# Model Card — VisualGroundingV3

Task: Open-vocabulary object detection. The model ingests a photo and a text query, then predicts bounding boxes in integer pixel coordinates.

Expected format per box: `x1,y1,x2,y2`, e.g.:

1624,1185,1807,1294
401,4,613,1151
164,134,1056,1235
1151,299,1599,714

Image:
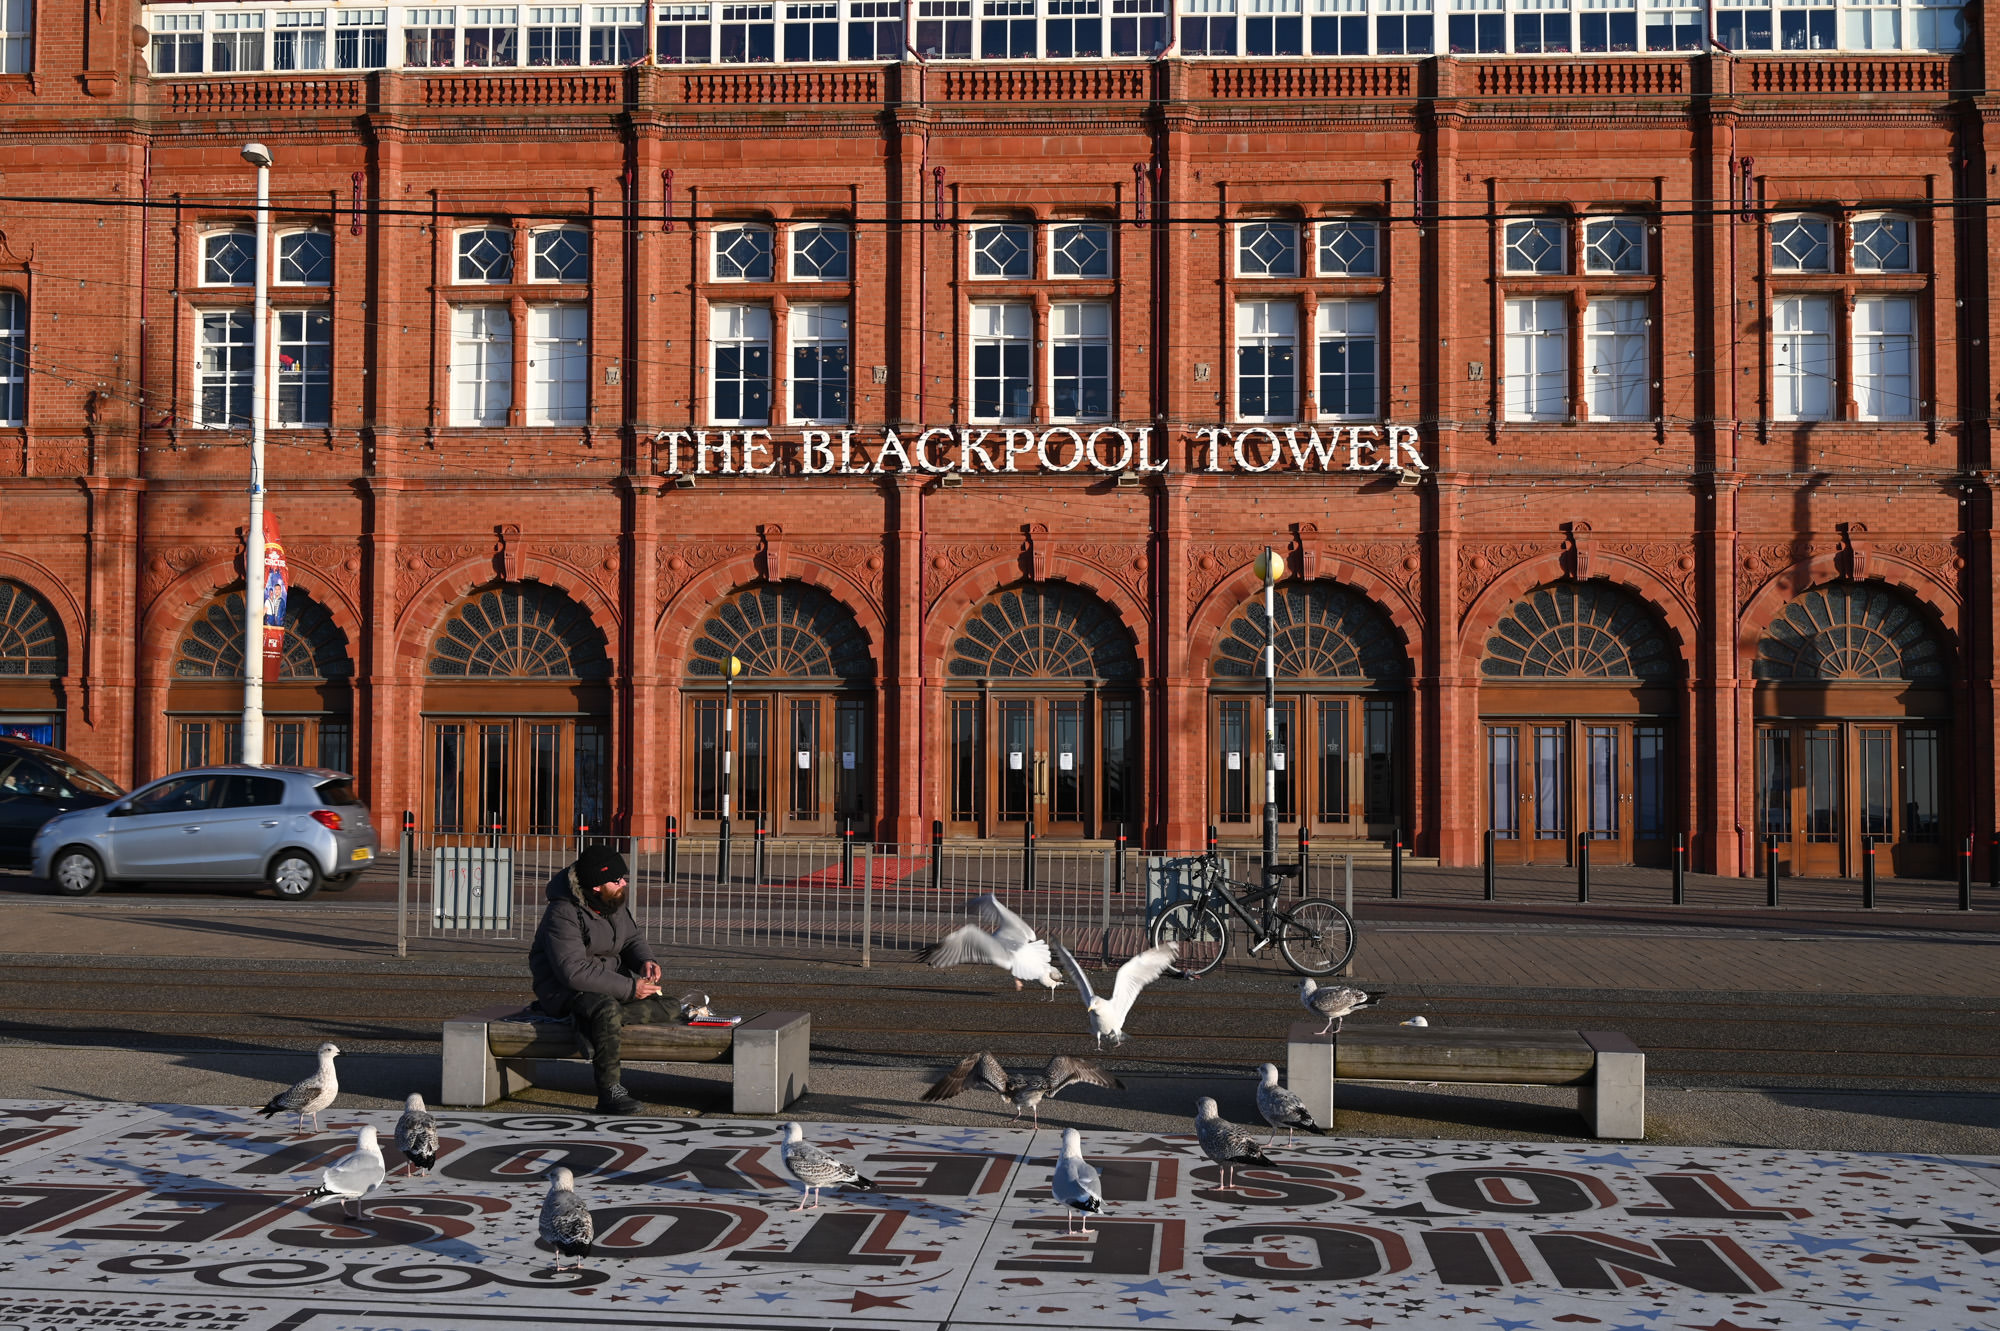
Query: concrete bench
1287,1023,1644,1140
442,1004,811,1116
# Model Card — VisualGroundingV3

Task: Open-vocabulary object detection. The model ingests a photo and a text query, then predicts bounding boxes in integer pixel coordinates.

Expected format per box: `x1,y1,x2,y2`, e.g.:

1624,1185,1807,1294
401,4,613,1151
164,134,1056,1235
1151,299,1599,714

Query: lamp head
240,142,274,169
1253,549,1287,584
727,655,743,679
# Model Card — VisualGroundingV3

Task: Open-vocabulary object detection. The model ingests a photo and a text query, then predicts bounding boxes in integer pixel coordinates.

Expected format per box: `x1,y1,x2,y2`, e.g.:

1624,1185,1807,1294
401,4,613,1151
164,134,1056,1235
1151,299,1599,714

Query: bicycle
1148,850,1356,978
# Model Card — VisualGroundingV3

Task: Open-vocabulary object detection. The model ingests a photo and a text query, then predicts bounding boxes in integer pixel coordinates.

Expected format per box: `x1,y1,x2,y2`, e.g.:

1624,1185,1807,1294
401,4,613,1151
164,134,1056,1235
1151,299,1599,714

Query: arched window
1213,582,1407,683
711,223,775,282
456,226,516,284
429,582,610,678
531,225,591,282
1770,214,1834,273
949,582,1140,680
201,228,257,286
688,583,872,682
276,229,334,286
1753,582,1948,682
0,581,63,677
1851,213,1915,274
0,290,24,426
173,589,351,679
1482,581,1674,681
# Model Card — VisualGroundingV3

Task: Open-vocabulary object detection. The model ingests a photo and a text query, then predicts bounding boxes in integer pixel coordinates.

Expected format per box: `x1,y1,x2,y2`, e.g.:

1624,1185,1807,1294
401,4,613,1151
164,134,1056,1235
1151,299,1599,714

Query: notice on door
796,750,811,769
841,752,856,769
1226,752,1240,770
1058,752,1073,771
1010,752,1024,770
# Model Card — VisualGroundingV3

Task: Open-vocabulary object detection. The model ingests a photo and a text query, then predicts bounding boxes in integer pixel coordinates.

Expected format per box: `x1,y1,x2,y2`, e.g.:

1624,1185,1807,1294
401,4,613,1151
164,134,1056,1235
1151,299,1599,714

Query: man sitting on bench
528,845,678,1116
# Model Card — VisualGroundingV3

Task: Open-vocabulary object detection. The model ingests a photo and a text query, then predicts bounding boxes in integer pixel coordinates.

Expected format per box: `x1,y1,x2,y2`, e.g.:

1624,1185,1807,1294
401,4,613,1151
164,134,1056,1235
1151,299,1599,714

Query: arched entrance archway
168,588,353,773
681,581,875,836
0,580,66,744
423,582,611,837
1752,581,1953,878
1480,580,1677,867
1207,580,1409,843
945,581,1141,839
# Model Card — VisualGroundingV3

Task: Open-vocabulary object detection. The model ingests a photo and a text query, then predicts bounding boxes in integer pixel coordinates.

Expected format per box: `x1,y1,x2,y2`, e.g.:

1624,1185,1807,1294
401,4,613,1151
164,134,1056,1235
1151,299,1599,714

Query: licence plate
350,848,372,861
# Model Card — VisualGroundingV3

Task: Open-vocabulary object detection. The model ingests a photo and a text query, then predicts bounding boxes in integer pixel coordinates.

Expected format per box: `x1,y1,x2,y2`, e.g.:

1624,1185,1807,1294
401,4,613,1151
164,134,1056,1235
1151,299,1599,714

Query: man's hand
642,961,662,983
633,975,662,1000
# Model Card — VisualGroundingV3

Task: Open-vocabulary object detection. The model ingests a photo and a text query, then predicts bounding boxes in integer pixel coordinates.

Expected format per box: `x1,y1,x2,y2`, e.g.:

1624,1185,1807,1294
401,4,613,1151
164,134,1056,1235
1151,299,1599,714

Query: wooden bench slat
487,1020,735,1063
1331,1027,1595,1086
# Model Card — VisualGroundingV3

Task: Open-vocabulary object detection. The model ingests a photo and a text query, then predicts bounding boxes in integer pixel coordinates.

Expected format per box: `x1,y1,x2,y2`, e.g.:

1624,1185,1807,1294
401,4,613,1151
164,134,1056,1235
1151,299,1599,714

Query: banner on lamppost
261,512,288,680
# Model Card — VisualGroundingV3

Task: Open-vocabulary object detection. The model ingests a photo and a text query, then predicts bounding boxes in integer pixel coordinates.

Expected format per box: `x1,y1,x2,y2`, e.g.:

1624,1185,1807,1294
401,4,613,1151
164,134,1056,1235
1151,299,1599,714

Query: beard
591,881,628,910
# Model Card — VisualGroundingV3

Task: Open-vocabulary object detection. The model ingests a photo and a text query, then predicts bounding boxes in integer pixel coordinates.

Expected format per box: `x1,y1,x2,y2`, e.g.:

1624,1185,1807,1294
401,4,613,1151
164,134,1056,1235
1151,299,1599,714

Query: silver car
30,766,378,900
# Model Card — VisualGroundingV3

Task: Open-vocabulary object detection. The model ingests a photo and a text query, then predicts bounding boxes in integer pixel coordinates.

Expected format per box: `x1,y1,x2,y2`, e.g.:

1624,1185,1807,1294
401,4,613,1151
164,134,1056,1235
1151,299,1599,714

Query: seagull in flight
1300,979,1384,1036
1254,1063,1326,1146
302,1123,386,1218
920,894,1064,997
1051,1127,1106,1236
259,1042,341,1132
921,1051,1124,1127
1051,940,1177,1049
1195,1096,1275,1193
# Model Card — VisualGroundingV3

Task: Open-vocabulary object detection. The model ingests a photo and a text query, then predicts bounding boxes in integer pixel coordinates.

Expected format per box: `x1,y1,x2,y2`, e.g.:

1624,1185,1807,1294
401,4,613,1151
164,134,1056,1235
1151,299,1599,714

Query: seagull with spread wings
921,1051,1124,1127
919,893,1064,997
1051,939,1177,1050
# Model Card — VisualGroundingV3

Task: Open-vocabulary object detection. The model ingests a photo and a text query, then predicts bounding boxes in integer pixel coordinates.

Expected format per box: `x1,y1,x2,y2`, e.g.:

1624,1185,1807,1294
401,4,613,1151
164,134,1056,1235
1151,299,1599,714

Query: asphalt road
3,948,1996,1097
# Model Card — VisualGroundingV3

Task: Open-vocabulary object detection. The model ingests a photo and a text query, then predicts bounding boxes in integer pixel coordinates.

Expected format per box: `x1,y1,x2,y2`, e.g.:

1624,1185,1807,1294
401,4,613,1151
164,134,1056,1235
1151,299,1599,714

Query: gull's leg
1317,1014,1335,1036
1334,1016,1346,1035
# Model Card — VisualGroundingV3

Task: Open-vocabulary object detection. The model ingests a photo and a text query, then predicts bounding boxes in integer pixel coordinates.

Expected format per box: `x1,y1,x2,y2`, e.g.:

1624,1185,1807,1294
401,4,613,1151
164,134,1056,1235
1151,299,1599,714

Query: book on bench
686,1016,744,1028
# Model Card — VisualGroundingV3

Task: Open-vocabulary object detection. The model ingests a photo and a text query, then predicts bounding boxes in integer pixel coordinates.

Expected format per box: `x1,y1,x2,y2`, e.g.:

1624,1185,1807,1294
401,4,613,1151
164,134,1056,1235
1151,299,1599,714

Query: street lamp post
1254,548,1286,877
240,141,274,766
720,654,742,879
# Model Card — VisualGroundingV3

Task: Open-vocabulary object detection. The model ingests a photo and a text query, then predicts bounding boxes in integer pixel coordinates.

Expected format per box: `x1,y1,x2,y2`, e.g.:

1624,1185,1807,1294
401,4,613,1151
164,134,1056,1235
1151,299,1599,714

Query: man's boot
595,1083,642,1115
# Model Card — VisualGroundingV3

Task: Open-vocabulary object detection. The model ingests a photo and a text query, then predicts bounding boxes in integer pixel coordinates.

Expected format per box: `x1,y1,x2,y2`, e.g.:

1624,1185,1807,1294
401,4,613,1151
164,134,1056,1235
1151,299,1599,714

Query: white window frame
711,223,776,282
1503,297,1569,422
1851,212,1915,274
1771,214,1834,274
788,303,851,425
1502,218,1567,275
589,4,646,62
273,9,330,70
526,303,588,425
195,309,254,429
1235,220,1300,279
1852,295,1918,421
450,305,514,427
709,302,773,426
1315,298,1378,420
210,9,267,71
788,223,852,282
969,223,1034,281
1049,222,1113,280
527,4,585,63
530,224,592,282
335,8,391,68
201,229,257,288
1234,298,1298,423
1583,297,1649,422
275,229,334,287
1772,294,1834,422
1049,300,1112,422
274,308,333,428
460,6,520,65
1582,216,1647,275
0,289,25,427
151,11,205,74
456,226,516,284
1315,218,1379,277
2,0,35,73
1910,0,1966,51
969,302,1033,422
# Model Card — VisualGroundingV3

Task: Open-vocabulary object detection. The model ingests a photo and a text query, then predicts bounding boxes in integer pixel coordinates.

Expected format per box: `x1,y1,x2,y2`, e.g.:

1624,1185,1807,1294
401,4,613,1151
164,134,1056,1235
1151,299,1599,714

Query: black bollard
1484,828,1496,901
1960,834,1973,911
1990,832,2000,894
753,811,767,885
665,814,679,887
1577,837,1591,903
1207,823,1219,855
1024,817,1037,893
1765,833,1779,907
1861,834,1875,909
1672,834,1686,906
1390,824,1403,899
930,818,945,894
1116,822,1128,895
717,815,732,890
1298,823,1312,898
840,815,853,887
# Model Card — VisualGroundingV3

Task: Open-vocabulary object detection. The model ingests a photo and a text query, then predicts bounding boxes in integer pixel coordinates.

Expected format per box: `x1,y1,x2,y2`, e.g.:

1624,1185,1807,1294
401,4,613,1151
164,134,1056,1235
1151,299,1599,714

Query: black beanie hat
574,844,629,892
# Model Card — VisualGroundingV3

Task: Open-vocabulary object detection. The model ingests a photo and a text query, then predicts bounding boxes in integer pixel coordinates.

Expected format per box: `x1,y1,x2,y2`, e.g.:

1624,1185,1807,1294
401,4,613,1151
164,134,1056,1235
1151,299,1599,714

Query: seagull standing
394,1093,438,1177
922,1051,1124,1127
259,1042,341,1132
777,1122,876,1211
919,894,1064,997
301,1124,386,1218
1051,940,1178,1049
1195,1096,1274,1194
1050,1127,1106,1236
679,992,713,1021
1300,979,1384,1036
1254,1063,1326,1146
539,1166,595,1272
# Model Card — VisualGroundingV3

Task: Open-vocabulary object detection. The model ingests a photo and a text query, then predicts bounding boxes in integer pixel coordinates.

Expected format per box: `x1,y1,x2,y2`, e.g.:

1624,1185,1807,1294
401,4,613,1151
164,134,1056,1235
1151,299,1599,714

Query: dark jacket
529,868,659,1013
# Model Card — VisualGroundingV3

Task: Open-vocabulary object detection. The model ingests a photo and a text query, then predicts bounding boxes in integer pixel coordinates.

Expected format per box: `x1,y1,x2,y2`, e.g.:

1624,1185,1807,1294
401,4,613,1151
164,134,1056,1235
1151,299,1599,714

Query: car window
0,758,64,798
315,779,363,807
223,775,287,809
50,756,122,799
126,775,226,815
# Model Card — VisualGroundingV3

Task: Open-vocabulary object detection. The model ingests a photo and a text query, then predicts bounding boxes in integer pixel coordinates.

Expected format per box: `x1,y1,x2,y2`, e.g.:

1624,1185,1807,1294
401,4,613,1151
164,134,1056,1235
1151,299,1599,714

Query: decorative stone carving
30,442,89,477
1875,539,1964,600
1185,542,1270,616
1597,539,1700,611
285,543,365,601
533,541,622,605
655,540,757,612
1456,541,1556,620
790,541,889,610
926,541,1018,609
140,544,235,609
1321,540,1427,623
1736,540,1837,609
1058,541,1149,610
395,542,491,604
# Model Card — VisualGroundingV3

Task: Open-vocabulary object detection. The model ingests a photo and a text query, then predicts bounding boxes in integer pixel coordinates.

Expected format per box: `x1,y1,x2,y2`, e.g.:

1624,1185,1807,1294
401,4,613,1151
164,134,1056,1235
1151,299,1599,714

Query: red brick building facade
0,0,1992,876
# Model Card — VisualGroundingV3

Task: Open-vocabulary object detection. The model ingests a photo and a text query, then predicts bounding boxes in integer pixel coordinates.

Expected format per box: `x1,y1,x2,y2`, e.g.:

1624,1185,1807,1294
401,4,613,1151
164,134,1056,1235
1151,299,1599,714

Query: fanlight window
1213,582,1407,683
688,582,873,682
0,581,64,677
174,590,351,679
429,583,610,678
949,582,1139,680
1482,581,1675,681
1753,583,1948,682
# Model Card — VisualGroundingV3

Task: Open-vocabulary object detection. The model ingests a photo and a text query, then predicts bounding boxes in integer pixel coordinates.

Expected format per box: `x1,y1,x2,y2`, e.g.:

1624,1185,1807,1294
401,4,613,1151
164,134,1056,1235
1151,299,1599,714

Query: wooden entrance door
426,715,608,838
995,695,1090,838
1209,693,1401,842
682,692,868,836
948,691,1137,839
1486,718,1672,867
1758,721,1947,878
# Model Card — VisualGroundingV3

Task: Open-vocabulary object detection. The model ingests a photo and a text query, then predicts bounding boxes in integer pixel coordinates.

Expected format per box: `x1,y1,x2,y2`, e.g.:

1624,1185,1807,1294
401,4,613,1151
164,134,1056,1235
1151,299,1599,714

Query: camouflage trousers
561,990,683,1091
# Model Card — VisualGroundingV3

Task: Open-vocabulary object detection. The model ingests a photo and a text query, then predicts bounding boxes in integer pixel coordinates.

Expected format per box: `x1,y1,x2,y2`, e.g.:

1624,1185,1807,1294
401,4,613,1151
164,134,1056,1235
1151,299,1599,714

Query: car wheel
270,851,323,901
51,847,107,898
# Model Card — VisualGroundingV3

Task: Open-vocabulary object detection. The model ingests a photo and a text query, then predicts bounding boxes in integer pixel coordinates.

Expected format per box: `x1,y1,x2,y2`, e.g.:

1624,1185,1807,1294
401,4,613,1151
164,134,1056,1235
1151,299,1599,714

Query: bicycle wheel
1277,899,1355,976
1151,902,1229,977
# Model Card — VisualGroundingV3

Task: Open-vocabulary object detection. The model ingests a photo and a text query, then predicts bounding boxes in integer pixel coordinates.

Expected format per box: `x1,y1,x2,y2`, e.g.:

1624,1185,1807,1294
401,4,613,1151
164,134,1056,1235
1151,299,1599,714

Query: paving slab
1,1099,1996,1331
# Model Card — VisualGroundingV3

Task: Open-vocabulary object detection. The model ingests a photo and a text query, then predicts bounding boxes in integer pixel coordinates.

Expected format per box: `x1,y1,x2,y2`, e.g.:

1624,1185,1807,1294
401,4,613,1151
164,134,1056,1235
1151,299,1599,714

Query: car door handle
183,827,201,834
261,820,279,828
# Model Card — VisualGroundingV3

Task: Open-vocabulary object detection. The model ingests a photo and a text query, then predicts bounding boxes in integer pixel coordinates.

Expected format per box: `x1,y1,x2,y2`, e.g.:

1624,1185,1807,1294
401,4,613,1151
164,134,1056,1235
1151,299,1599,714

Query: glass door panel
1317,699,1350,827
574,722,607,834
1216,699,1250,825
1487,724,1519,841
1362,698,1397,831
1101,699,1137,834
477,723,511,833
432,723,466,833
1583,724,1630,862
1633,723,1670,865
1530,724,1569,861
691,698,724,820
999,700,1033,822
526,722,562,835
1858,727,1892,842
1895,725,1946,877
789,699,821,824
950,697,982,828
1046,699,1088,834
1269,699,1295,824
1797,726,1842,875
834,698,868,827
